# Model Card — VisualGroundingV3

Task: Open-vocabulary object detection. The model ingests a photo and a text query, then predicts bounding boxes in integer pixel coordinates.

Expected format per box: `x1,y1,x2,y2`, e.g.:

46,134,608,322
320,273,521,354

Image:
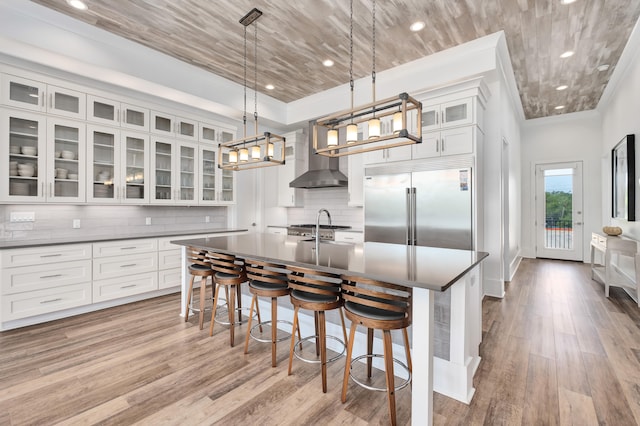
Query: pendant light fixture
313,0,422,158
219,8,285,171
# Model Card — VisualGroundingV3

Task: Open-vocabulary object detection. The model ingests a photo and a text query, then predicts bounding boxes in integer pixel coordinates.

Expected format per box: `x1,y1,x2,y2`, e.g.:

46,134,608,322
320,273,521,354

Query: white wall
520,112,603,261
600,22,640,239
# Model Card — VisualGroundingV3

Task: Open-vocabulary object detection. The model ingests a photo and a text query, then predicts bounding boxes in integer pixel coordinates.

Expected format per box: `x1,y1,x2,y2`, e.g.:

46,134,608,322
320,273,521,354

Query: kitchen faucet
315,209,331,243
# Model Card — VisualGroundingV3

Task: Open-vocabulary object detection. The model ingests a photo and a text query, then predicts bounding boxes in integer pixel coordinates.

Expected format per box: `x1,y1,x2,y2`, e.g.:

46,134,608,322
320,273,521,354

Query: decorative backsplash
286,187,363,229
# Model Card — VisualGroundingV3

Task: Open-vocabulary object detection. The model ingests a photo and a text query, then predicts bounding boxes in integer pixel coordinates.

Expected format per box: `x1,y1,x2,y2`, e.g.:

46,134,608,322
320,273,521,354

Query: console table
590,232,640,306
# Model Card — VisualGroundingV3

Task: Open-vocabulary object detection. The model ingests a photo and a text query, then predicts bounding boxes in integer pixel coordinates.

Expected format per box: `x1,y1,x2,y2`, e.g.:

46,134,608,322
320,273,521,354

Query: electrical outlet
205,216,210,223
73,219,81,229
10,212,35,222
145,217,152,225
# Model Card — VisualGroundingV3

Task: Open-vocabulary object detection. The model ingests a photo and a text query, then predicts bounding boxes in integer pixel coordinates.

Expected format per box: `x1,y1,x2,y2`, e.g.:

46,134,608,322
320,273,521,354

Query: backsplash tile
287,187,363,229
0,205,228,242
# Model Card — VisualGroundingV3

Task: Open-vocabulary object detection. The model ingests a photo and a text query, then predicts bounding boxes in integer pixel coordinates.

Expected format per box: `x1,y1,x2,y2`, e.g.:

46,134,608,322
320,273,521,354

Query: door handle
575,222,583,225
411,187,417,245
406,188,412,245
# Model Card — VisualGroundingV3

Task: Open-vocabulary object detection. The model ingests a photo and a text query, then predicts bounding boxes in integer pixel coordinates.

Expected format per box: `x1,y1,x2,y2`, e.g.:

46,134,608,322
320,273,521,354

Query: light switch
205,216,210,223
73,219,81,229
145,217,152,225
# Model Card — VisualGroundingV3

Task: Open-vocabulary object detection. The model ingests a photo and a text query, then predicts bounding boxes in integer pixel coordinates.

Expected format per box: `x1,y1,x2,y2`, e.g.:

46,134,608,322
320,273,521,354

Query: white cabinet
1,74,86,120
0,243,92,322
422,97,474,132
413,126,474,160
362,119,412,165
87,95,149,131
87,125,150,204
348,153,364,207
198,122,234,144
157,236,186,290
1,110,47,202
266,226,287,235
200,145,235,205
150,110,198,141
47,118,86,202
278,131,304,207
334,231,364,243
151,137,198,204
92,238,158,302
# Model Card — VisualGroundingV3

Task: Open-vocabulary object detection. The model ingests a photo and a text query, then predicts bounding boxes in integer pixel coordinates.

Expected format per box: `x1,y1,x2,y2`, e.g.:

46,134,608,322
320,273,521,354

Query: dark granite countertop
0,228,248,250
171,233,488,292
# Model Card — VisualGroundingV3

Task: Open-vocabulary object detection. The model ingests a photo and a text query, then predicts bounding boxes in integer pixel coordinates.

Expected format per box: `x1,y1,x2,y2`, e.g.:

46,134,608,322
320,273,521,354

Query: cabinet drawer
2,259,91,295
159,249,182,269
334,232,364,243
159,268,182,289
93,239,157,257
93,252,157,280
2,282,91,321
1,243,91,268
93,271,158,302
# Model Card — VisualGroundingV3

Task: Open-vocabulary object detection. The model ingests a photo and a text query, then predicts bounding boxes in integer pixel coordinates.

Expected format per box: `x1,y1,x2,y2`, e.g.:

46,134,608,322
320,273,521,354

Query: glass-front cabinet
46,119,86,202
87,95,148,131
199,145,217,204
1,110,46,202
1,74,85,120
87,126,149,203
151,138,197,204
422,97,473,132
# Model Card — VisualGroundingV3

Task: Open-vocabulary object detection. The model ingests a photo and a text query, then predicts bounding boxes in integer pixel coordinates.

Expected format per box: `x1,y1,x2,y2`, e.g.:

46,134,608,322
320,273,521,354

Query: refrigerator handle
411,187,417,245
406,188,412,245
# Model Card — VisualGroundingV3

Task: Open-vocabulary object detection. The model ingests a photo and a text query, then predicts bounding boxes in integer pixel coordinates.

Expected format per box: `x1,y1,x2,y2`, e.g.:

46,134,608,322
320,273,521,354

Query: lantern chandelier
313,0,422,158
219,8,285,171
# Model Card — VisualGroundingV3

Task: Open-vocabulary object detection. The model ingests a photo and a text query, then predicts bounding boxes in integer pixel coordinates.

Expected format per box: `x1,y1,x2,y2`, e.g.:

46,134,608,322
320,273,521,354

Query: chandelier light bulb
392,112,403,133
327,129,339,146
251,145,261,160
368,118,381,138
239,147,249,162
229,150,238,164
346,124,358,144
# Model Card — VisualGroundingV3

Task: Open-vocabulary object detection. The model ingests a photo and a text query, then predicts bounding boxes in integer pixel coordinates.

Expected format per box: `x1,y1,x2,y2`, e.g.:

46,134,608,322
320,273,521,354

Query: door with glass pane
177,142,197,204
121,131,149,203
151,138,175,203
87,125,119,203
535,162,584,261
1,111,46,202
199,145,217,204
48,85,86,120
47,119,85,202
1,75,46,113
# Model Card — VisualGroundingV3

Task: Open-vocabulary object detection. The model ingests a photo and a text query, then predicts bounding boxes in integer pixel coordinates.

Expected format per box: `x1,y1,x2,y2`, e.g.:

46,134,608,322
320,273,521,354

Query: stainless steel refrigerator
364,168,472,250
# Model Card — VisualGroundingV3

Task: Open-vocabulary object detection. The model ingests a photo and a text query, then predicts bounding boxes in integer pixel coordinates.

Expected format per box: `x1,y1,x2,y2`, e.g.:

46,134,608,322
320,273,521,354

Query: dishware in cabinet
1,110,46,202
87,125,150,203
87,95,149,131
46,118,86,202
1,74,86,120
150,138,197,204
199,145,218,204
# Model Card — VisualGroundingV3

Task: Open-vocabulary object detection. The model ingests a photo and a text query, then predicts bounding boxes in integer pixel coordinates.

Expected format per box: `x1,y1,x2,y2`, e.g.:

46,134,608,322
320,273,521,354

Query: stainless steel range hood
289,121,348,189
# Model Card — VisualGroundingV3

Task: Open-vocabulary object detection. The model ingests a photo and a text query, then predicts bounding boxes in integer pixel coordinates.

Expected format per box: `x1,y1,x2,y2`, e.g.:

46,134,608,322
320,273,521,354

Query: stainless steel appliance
287,224,351,241
364,167,472,250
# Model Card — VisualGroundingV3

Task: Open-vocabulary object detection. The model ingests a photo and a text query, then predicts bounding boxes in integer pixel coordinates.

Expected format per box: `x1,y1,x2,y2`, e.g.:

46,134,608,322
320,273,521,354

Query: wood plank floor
1,258,639,425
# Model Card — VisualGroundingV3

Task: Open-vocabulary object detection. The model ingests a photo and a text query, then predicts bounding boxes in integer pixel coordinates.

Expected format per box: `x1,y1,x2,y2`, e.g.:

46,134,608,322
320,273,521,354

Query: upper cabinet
86,95,149,131
150,110,198,141
421,98,474,132
1,74,86,120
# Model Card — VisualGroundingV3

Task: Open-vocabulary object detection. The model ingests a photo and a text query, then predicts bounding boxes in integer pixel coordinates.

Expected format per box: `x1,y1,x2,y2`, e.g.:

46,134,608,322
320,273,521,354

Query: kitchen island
172,233,488,426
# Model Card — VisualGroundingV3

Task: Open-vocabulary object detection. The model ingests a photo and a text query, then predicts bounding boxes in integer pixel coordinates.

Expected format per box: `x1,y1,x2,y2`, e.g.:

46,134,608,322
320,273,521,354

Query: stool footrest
293,335,346,364
249,320,293,343
349,354,411,392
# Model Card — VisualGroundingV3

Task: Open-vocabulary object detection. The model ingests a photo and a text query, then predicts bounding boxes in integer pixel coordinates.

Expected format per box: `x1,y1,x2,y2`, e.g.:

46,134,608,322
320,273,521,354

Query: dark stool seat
208,252,247,347
340,274,412,426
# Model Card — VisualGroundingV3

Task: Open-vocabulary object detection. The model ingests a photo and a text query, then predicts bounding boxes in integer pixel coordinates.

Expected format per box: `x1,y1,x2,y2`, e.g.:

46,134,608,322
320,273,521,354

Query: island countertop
171,233,488,292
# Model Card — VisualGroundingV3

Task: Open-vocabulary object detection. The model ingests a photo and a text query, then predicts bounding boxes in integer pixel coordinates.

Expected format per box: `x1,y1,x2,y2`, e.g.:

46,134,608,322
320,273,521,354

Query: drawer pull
40,298,62,304
120,263,138,268
40,274,63,279
121,284,137,289
40,254,62,258
120,246,138,250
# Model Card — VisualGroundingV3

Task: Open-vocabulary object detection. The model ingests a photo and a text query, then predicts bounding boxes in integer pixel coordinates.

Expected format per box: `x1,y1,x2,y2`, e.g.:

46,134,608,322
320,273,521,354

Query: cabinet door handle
441,111,444,124
41,182,45,197
120,246,138,250
40,253,62,258
116,109,120,123
49,183,53,198
49,93,53,109
441,140,445,152
41,93,45,107
121,284,137,289
40,298,62,304
120,263,138,268
40,274,63,279
436,138,439,152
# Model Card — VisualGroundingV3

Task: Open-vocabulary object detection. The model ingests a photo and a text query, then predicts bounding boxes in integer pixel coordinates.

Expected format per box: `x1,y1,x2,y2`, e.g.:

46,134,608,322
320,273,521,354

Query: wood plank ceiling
30,0,640,119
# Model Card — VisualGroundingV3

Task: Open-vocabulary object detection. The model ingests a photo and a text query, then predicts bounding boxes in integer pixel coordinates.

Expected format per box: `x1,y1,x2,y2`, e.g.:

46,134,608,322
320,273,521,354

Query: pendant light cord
242,25,247,139
349,0,354,118
254,20,259,135
371,0,376,107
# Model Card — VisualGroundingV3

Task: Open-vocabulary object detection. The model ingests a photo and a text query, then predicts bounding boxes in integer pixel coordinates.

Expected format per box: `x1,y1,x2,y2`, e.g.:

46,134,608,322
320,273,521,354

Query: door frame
534,160,584,261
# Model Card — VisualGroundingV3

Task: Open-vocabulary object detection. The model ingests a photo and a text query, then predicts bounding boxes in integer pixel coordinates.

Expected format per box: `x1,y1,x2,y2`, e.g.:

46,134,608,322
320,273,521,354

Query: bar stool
243,259,295,367
208,251,247,347
340,274,412,426
287,265,348,393
184,246,214,330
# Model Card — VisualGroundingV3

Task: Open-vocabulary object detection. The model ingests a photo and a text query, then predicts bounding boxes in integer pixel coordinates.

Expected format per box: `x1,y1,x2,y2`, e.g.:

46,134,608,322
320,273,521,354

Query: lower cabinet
93,271,158,303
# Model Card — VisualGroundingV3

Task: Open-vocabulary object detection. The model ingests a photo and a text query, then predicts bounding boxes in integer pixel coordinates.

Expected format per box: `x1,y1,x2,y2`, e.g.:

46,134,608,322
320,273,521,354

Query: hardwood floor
1,258,639,425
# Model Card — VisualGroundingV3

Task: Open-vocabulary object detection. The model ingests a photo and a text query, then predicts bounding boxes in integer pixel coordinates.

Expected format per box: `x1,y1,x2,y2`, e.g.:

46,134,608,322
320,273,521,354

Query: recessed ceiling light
66,0,88,10
560,51,574,58
265,84,274,90
597,64,610,72
554,105,565,110
410,21,426,32
322,59,334,67
560,0,577,4
556,85,568,91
